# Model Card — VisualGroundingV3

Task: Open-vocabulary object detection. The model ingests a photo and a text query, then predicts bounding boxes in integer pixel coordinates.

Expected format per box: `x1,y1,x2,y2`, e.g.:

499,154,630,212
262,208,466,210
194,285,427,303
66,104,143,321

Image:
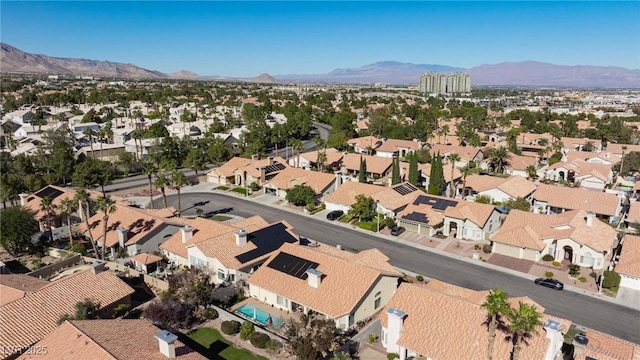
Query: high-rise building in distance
419,72,471,95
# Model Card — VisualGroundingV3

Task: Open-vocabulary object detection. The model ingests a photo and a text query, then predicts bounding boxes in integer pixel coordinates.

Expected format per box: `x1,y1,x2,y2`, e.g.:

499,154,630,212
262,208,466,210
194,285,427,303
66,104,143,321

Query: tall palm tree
316,151,328,173
96,128,105,160
506,302,543,360
95,195,117,260
154,173,169,208
291,139,303,167
460,164,474,198
620,145,628,178
74,189,98,256
83,128,95,159
39,196,57,241
488,146,511,174
448,153,461,198
143,162,157,209
58,197,77,247
481,288,509,360
172,170,187,217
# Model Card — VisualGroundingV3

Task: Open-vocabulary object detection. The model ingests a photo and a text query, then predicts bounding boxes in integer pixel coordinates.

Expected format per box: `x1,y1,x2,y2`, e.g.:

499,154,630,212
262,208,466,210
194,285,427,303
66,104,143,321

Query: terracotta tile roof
465,175,537,199
160,216,269,260
505,154,537,171
549,159,612,181
0,268,134,358
76,204,178,248
491,209,617,252
17,319,206,360
444,200,497,227
21,185,80,222
627,202,640,223
429,144,483,162
605,143,640,156
193,220,299,269
518,133,553,145
418,163,461,182
534,183,620,216
323,181,387,206
267,167,335,194
380,282,567,360
616,234,640,277
342,153,392,175
376,139,424,153
130,253,163,265
575,329,640,360
298,147,344,165
565,151,615,164
397,203,445,226
371,183,422,211
207,156,289,179
346,136,382,150
248,243,400,318
0,275,49,306
561,137,602,149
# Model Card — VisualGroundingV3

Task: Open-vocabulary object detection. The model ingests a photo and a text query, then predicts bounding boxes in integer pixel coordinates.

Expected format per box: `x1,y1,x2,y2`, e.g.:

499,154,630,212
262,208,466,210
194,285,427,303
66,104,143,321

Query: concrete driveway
617,286,640,308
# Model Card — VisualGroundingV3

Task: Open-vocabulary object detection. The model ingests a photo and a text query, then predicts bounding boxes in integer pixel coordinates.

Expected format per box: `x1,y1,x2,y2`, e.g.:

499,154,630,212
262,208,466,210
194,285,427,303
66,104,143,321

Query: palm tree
83,128,95,158
460,164,474,199
448,153,461,198
95,195,117,260
506,302,543,360
96,128,105,160
316,151,328,173
154,173,170,208
620,145,628,178
143,162,157,209
39,196,57,241
172,170,187,217
525,165,538,180
291,139,303,167
488,146,511,174
74,189,98,256
481,288,509,360
58,197,77,247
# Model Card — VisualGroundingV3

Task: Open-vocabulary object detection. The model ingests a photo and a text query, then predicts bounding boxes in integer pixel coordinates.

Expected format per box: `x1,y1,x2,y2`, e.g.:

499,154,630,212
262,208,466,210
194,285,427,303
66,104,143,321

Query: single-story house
206,156,289,187
288,147,344,171
504,154,538,178
615,234,640,291
263,167,336,198
429,144,485,168
346,135,383,154
375,139,425,159
463,174,537,203
544,159,613,190
532,183,622,222
340,153,393,183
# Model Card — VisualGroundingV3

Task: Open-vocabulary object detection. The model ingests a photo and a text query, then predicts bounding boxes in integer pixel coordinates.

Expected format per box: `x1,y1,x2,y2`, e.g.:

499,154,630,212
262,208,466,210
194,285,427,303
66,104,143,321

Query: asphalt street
154,192,640,343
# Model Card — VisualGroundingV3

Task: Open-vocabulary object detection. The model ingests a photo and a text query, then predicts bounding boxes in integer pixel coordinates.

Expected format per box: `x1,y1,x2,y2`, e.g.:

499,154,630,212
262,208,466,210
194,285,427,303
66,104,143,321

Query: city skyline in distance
2,1,639,78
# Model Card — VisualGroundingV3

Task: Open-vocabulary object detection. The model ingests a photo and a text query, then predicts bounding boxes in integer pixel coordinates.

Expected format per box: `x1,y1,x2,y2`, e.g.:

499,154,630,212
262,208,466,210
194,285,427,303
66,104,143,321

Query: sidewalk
122,187,638,310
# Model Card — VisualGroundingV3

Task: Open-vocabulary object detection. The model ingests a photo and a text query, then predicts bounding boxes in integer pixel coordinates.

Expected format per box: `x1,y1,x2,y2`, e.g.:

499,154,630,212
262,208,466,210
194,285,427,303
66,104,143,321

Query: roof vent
235,229,248,246
306,268,323,288
155,330,178,359
573,334,589,357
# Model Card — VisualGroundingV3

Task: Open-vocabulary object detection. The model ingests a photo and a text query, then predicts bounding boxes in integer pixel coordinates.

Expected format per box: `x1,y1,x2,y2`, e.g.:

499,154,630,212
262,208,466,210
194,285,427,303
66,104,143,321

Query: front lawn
232,187,248,195
215,186,229,191
186,327,267,360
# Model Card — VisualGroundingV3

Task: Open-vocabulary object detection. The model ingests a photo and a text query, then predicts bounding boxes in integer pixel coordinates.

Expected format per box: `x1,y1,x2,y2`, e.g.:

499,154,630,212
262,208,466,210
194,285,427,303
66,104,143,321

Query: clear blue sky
2,1,639,76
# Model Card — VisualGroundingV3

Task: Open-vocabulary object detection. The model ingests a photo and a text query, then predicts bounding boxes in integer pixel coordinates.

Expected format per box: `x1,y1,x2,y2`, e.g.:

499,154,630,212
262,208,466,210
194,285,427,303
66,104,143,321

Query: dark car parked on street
534,278,564,290
390,226,405,236
326,210,344,221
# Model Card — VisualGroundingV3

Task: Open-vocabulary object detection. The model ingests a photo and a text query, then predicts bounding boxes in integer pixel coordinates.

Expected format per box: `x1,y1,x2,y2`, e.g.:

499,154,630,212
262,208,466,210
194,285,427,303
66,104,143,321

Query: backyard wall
29,254,83,279
81,256,169,291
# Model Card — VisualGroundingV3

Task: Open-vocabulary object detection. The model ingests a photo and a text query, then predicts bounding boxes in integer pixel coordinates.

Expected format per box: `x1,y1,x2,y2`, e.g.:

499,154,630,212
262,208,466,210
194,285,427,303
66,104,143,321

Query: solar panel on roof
266,252,319,279
393,183,418,196
34,186,64,201
264,163,286,174
234,223,298,264
402,212,428,223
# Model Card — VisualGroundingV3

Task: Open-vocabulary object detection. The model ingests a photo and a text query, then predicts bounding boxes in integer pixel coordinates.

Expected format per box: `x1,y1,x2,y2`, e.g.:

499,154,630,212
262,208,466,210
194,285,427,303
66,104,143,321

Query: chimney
90,260,106,275
251,154,259,161
155,330,178,359
586,211,595,226
334,171,342,192
117,227,128,248
235,229,248,246
340,165,347,174
543,319,564,360
572,334,589,358
19,193,29,207
336,244,342,250
386,308,407,351
181,225,194,243
260,167,266,184
268,156,274,165
306,268,323,288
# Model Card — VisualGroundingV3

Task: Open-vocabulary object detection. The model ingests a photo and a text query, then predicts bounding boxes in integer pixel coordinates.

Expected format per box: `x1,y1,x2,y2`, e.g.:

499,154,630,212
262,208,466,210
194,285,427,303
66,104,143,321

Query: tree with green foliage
95,195,116,260
167,267,215,308
0,207,40,256
487,146,511,174
391,156,401,185
286,185,316,206
504,197,531,212
143,162,157,209
428,153,445,195
172,170,187,217
284,313,339,360
408,152,419,186
39,196,57,241
72,157,112,195
239,321,256,340
207,136,233,165
154,173,170,208
349,195,375,222
525,165,538,180
448,153,461,198
506,302,543,360
184,147,207,175
481,288,509,360
74,189,98,256
57,298,101,325
58,197,77,246
358,156,367,183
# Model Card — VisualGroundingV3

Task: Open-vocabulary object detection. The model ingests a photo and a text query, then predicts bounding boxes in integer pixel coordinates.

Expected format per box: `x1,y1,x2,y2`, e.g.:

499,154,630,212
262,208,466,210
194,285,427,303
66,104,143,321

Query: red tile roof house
0,263,134,360
615,234,640,292
490,209,617,269
205,155,289,187
287,147,344,171
429,144,485,169
247,242,401,331
76,203,185,259
161,216,300,285
397,194,505,240
322,181,421,218
374,139,426,159
544,159,613,190
17,319,206,360
340,153,393,184
380,281,570,360
532,183,622,223
262,167,337,199
463,174,537,204
346,135,383,154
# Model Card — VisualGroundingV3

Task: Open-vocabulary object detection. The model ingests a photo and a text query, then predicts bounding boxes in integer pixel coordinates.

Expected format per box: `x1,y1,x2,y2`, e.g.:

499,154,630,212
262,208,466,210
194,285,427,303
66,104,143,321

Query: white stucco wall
620,274,640,290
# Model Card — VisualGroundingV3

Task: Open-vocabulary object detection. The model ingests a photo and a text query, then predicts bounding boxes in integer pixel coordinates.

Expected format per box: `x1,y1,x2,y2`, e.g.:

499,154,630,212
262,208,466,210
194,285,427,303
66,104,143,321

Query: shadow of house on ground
178,332,230,360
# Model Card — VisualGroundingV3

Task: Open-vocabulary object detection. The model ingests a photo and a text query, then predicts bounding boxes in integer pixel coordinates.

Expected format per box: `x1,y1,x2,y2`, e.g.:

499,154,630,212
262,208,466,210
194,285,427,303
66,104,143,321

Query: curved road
267,122,332,159
156,192,640,343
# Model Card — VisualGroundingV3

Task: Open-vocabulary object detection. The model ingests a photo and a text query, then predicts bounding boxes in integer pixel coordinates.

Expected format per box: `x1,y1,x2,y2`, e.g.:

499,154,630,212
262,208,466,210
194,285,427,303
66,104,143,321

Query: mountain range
2,43,638,88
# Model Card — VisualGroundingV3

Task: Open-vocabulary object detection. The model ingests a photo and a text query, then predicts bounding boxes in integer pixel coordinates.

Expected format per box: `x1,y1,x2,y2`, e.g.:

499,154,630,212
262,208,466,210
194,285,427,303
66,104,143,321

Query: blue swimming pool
236,304,284,329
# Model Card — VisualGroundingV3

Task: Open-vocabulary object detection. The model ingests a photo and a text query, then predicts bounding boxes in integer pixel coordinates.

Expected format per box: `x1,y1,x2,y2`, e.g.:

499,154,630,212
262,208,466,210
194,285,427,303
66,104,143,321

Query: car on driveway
326,210,344,221
534,278,564,290
390,226,405,236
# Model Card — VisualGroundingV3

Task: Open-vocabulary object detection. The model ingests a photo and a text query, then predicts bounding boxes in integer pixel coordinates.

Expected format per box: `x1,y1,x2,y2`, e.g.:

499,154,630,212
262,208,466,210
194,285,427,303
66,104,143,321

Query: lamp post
376,200,380,233
599,250,607,294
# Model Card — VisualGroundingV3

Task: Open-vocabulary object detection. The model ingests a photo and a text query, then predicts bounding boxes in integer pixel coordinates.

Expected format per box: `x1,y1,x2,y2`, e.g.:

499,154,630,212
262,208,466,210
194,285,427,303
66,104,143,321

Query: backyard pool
236,304,284,329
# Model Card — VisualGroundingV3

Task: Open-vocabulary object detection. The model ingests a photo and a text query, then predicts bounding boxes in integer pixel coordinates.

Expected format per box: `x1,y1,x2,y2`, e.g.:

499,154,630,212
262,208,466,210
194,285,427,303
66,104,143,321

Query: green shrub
545,271,554,278
542,254,554,261
221,320,241,335
569,264,581,277
387,353,400,360
113,304,130,318
368,333,379,343
382,217,396,229
232,187,247,195
474,244,481,250
482,245,492,254
265,339,282,354
416,275,424,282
578,277,587,283
216,186,229,191
552,261,562,267
249,182,261,191
602,270,621,289
249,332,270,348
239,321,255,340
590,271,598,279
203,307,218,320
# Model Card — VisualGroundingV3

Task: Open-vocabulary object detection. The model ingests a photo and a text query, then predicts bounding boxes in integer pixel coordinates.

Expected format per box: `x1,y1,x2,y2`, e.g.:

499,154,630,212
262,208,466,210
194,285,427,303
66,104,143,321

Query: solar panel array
266,252,319,279
264,163,286,174
393,183,418,196
34,186,64,201
234,223,298,264
413,195,458,211
401,212,428,223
